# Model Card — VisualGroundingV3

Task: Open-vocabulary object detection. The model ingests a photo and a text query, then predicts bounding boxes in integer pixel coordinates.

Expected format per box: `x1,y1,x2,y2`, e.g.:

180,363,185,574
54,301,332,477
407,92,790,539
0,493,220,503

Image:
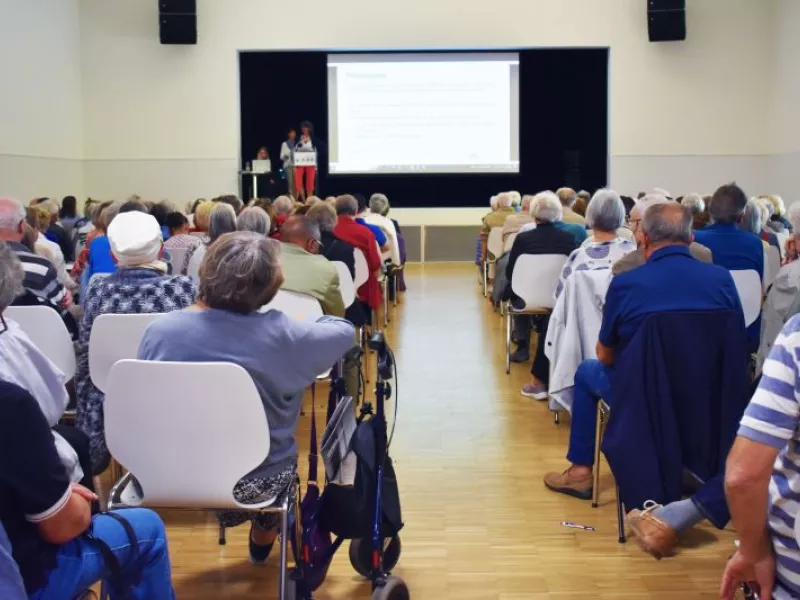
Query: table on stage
239,170,276,203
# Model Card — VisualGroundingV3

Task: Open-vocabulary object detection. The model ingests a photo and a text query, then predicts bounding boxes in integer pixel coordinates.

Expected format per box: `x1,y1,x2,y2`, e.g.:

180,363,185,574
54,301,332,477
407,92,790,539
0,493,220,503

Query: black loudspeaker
159,0,196,45
648,0,686,42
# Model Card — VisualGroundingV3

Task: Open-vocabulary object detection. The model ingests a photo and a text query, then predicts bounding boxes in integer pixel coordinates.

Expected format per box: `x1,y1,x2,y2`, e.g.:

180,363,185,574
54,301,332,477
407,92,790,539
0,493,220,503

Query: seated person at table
334,195,384,312
163,211,202,251
138,232,354,564
506,192,578,383
280,216,345,317
694,183,764,349
0,379,176,599
76,212,196,473
553,189,636,300
543,203,741,557
613,194,713,276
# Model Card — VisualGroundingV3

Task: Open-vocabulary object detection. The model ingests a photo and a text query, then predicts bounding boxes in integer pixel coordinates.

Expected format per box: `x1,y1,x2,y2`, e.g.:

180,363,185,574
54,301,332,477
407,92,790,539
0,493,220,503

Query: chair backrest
105,360,270,508
353,249,369,288
765,246,780,289
89,313,165,393
503,232,518,254
510,254,569,310
259,289,324,322
167,247,189,275
729,269,762,327
332,261,356,308
4,306,76,379
486,227,504,259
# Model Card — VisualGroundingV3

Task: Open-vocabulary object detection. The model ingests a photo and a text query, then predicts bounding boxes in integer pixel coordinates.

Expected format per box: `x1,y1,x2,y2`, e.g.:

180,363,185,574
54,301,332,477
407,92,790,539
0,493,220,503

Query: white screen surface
328,53,520,175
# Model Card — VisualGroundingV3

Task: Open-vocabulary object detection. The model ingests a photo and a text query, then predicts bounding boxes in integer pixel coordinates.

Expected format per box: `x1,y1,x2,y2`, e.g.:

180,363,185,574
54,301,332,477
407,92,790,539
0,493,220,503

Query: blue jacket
602,310,750,526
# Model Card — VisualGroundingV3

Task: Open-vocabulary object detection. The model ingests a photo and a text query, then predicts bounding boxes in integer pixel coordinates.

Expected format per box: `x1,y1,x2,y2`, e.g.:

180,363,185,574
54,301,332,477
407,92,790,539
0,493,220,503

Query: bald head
642,203,692,257
281,215,321,253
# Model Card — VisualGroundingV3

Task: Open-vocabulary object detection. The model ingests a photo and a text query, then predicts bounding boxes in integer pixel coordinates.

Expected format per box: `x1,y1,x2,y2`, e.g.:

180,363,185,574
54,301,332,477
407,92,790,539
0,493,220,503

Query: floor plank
157,263,734,598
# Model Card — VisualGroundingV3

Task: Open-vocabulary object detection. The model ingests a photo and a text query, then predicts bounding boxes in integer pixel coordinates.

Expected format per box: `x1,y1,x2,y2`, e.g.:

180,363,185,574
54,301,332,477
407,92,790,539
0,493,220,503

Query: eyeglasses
309,238,324,252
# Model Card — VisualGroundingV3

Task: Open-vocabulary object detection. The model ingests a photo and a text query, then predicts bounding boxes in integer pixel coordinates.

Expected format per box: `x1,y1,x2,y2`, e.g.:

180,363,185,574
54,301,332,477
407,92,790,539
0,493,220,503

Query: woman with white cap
74,211,197,474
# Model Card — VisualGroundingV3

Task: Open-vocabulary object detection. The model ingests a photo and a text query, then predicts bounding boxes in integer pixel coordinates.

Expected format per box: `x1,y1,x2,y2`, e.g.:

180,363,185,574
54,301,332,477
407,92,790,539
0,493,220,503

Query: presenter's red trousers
294,166,316,198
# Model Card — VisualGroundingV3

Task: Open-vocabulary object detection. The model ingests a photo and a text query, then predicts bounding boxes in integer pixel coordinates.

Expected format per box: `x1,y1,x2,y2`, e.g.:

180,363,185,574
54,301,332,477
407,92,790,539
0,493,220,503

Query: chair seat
507,305,552,316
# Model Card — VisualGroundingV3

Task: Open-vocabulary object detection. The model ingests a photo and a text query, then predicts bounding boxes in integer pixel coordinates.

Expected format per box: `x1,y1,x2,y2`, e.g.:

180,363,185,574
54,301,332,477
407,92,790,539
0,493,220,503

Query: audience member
184,203,237,280
0,198,71,310
740,200,773,259
271,195,294,238
217,194,244,216
280,216,345,317
138,231,354,563
681,193,708,230
502,194,534,245
753,198,781,252
334,195,384,311
164,212,202,251
613,194,713,276
36,199,74,262
543,204,741,558
557,188,586,225
554,190,636,300
236,206,271,235
192,199,214,238
620,195,636,218
506,192,579,394
58,195,80,234
364,193,401,265
764,195,791,233
695,183,764,348
27,204,77,294
354,193,390,253
783,202,800,265
76,212,196,472
71,200,112,279
480,192,516,257
723,315,800,599
83,201,124,287
149,201,172,241
307,202,355,279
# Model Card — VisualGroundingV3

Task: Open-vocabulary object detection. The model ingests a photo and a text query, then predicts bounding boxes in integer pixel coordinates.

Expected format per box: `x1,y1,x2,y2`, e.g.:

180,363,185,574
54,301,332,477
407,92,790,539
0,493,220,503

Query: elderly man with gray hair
612,194,713,276
506,192,579,379
138,231,354,564
363,193,401,265
543,203,742,559
556,187,586,226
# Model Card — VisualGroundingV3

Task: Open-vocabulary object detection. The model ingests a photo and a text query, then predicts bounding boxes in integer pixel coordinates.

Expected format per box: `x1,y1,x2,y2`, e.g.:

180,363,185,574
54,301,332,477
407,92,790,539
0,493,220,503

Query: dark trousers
513,313,551,385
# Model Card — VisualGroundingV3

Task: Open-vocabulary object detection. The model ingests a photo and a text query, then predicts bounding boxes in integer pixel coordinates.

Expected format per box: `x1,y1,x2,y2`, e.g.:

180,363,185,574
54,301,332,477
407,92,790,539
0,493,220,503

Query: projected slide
328,53,520,175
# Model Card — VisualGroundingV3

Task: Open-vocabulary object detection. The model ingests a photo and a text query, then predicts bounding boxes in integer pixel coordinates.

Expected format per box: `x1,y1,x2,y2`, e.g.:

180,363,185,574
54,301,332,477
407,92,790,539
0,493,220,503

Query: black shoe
249,524,275,565
509,348,530,363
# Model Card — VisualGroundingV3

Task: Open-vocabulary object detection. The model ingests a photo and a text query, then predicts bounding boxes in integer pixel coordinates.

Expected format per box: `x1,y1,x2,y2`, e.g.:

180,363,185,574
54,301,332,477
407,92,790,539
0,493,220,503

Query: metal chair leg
278,494,289,599
483,262,488,297
505,310,512,374
553,410,560,425
592,402,604,508
218,524,226,545
616,485,626,543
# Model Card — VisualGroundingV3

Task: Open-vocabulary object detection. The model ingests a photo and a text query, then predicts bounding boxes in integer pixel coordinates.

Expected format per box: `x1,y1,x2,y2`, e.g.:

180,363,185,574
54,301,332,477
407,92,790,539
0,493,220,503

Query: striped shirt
738,314,800,599
7,242,66,306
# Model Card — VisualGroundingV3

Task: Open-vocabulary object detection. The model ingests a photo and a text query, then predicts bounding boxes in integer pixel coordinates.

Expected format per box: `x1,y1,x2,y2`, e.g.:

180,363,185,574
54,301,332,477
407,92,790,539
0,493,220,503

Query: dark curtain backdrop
239,49,608,208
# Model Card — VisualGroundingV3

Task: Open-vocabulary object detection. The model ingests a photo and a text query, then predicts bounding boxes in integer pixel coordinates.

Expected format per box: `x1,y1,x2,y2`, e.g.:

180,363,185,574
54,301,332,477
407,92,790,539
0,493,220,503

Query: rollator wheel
349,536,402,578
372,575,410,600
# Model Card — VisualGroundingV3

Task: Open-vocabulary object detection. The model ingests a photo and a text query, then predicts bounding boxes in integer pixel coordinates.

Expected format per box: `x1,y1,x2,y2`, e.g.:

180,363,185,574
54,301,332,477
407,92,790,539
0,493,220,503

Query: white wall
0,0,84,201
75,0,779,218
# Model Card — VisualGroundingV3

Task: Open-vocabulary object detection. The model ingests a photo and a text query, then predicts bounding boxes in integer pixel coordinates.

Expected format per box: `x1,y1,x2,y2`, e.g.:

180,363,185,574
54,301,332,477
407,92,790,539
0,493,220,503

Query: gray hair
530,191,563,223
336,195,358,216
495,193,512,209
236,206,270,235
0,242,24,311
369,193,391,216
756,198,774,228
273,195,294,217
631,193,669,221
586,189,625,232
788,202,800,235
208,203,238,243
643,203,692,245
199,231,283,314
103,201,124,229
739,200,763,235
307,202,337,232
680,193,705,215
709,183,748,224
0,198,27,230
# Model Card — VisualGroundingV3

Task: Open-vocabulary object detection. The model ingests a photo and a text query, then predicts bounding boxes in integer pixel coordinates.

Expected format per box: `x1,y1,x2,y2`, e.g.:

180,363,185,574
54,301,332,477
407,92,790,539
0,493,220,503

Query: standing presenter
294,121,318,201
279,127,297,196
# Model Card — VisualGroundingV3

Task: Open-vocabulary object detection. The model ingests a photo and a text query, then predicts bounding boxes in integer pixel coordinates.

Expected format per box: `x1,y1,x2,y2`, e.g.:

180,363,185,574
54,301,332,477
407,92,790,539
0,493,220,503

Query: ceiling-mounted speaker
648,0,686,42
159,0,197,45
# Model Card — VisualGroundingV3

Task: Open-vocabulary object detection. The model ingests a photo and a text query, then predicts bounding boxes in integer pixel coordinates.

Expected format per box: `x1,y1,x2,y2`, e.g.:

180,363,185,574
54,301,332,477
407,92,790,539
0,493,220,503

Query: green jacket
279,243,345,317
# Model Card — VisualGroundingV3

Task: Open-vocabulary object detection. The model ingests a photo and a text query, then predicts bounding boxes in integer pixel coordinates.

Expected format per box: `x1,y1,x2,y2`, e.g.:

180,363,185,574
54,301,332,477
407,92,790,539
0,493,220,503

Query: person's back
694,223,763,275
280,243,344,317
87,234,116,275
321,230,355,278
139,307,353,478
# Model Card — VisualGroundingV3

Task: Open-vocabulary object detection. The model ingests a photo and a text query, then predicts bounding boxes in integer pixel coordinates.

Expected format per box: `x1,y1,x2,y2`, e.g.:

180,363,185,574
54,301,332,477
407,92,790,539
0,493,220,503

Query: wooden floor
158,263,735,599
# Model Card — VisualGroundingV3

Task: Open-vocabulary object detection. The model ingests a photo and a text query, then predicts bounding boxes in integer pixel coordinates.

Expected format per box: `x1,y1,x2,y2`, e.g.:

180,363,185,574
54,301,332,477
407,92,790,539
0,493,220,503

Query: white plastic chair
503,232,518,254
88,313,165,393
730,269,762,327
353,249,369,288
104,360,294,600
4,306,76,379
166,246,189,275
765,246,780,290
333,261,356,308
483,227,504,297
504,254,569,374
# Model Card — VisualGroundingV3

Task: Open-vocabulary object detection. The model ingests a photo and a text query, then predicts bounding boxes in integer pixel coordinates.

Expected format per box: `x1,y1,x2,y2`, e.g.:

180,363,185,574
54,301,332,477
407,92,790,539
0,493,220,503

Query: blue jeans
30,508,175,600
567,359,613,467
